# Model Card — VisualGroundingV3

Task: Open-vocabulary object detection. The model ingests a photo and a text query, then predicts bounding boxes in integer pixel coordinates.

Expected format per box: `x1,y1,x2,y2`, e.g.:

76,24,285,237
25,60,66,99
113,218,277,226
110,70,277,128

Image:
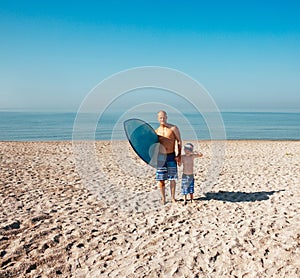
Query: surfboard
123,118,160,168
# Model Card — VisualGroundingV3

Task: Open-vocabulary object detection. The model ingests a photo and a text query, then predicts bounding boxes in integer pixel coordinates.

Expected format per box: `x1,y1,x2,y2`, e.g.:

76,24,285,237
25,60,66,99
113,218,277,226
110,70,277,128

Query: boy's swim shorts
181,174,194,195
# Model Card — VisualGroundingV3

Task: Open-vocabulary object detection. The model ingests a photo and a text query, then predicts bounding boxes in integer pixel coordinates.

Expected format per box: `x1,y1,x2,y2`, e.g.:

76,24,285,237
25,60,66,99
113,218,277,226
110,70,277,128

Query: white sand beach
0,140,299,277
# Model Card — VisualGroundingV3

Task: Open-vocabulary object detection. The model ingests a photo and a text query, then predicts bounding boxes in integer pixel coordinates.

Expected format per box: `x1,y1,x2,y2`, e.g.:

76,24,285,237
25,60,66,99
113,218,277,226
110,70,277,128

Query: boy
180,143,203,205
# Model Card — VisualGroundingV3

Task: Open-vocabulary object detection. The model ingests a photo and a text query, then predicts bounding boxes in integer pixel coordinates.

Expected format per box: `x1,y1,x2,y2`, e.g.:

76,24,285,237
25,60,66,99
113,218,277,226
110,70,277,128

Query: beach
0,140,299,277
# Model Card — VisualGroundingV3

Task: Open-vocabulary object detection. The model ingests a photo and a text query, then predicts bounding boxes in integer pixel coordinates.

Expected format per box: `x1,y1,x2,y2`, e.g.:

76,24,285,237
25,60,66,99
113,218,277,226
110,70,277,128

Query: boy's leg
190,193,194,202
190,176,194,203
159,180,166,204
184,194,187,205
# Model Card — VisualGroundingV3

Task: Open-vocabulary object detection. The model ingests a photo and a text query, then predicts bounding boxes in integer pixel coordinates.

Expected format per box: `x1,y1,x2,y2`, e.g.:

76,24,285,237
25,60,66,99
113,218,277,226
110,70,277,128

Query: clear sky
1,0,300,112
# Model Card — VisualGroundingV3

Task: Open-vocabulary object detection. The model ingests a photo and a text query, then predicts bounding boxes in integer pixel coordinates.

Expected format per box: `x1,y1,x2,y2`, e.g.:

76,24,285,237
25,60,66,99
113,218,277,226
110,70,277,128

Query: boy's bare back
181,152,203,175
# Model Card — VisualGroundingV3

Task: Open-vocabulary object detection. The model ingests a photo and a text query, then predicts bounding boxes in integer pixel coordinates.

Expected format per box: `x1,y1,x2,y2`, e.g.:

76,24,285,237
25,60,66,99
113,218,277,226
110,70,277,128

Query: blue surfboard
123,118,160,168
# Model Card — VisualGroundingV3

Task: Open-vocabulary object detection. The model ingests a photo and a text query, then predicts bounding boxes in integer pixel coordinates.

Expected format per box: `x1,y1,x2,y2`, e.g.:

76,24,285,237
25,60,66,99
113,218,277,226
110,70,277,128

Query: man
155,110,182,204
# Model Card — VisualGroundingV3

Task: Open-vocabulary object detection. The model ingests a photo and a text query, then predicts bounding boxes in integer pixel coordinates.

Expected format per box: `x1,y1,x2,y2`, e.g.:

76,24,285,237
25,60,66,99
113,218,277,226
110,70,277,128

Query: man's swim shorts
155,152,178,181
181,174,194,195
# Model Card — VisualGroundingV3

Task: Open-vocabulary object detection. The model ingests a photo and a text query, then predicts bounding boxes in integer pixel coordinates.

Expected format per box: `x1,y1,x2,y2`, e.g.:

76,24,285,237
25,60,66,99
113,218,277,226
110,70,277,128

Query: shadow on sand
196,190,285,203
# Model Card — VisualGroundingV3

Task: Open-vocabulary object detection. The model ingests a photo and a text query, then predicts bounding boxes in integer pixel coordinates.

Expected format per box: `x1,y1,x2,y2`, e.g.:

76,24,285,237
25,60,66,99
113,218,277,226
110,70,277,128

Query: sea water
0,111,299,141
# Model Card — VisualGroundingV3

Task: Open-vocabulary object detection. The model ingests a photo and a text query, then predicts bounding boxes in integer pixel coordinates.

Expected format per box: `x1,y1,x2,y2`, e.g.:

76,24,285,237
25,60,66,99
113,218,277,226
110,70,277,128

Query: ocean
0,111,299,141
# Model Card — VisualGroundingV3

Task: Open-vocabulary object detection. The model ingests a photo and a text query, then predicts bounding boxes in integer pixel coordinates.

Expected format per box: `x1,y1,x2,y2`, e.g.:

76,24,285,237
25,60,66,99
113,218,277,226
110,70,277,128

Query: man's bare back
156,124,177,154
155,111,181,159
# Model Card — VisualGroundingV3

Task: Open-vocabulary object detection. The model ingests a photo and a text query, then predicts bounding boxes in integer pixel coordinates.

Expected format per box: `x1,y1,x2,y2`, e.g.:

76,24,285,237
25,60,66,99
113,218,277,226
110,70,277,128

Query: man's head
157,110,168,126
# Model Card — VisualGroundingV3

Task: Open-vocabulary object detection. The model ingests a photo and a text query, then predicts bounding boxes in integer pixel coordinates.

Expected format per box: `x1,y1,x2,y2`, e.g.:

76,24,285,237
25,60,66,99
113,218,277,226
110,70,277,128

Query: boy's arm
193,152,203,158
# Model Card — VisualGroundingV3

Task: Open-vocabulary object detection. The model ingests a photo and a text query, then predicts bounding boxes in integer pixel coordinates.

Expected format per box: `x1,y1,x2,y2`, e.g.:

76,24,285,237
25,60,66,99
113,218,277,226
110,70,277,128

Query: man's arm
173,126,182,161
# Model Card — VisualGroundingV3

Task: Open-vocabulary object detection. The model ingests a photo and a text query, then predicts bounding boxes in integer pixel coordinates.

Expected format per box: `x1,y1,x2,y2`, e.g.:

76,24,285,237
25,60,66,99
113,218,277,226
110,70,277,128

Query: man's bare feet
162,198,166,205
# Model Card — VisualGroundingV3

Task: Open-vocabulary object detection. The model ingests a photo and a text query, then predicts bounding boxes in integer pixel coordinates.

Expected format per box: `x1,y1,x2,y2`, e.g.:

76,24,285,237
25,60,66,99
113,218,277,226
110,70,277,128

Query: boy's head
184,143,194,153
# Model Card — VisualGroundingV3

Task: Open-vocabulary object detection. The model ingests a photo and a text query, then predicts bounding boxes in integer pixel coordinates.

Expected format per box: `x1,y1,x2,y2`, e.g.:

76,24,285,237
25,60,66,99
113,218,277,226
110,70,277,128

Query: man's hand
175,155,181,166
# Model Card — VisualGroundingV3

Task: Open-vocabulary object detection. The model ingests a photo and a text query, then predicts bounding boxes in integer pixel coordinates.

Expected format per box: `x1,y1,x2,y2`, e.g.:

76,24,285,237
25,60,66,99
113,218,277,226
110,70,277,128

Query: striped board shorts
181,174,194,195
155,152,178,181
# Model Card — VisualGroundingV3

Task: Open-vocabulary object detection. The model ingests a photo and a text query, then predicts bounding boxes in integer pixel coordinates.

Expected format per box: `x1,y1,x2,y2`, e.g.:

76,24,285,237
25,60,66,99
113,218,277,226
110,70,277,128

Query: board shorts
181,174,194,195
155,152,178,181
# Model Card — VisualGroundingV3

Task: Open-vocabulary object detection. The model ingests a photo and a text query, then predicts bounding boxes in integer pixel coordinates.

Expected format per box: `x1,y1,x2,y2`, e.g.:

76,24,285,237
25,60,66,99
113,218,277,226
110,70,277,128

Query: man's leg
159,180,166,204
170,180,176,203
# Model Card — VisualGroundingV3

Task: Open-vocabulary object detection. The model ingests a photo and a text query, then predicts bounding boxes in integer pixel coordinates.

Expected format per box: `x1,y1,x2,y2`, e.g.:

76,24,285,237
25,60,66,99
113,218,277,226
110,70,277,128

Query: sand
0,140,299,277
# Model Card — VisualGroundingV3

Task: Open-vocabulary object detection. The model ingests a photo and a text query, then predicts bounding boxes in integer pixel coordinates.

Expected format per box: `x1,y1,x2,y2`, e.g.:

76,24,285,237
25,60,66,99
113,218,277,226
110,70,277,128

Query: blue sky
1,0,300,112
